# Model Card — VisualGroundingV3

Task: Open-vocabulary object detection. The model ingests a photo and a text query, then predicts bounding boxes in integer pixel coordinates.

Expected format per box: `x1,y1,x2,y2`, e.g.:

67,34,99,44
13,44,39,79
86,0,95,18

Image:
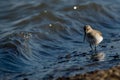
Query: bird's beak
83,31,86,42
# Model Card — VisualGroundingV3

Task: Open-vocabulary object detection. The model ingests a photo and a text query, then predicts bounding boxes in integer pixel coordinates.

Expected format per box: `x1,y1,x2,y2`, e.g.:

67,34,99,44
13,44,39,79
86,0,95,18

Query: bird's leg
90,44,94,51
95,45,97,53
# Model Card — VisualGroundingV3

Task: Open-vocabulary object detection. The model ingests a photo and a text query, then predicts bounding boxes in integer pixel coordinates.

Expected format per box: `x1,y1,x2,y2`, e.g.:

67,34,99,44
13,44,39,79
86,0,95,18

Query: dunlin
83,25,103,52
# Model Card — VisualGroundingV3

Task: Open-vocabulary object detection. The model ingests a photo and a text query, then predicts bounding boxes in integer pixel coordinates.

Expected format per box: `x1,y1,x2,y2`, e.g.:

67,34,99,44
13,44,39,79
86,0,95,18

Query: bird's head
83,25,93,42
84,25,93,33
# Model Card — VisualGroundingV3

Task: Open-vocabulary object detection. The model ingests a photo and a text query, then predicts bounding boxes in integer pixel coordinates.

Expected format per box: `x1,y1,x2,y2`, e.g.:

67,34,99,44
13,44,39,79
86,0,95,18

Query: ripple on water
0,0,120,79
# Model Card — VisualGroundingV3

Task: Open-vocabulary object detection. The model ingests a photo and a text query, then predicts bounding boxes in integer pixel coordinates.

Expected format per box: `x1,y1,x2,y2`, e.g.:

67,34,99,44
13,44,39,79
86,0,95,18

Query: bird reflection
90,51,105,61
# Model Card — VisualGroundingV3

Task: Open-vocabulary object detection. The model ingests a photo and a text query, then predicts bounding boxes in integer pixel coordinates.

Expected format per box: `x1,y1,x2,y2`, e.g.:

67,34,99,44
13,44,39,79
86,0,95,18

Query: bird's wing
94,30,102,36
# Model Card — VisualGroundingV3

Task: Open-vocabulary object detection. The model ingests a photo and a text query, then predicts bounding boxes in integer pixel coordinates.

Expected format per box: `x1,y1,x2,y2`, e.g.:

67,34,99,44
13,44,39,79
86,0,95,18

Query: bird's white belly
87,35,103,45
96,36,103,44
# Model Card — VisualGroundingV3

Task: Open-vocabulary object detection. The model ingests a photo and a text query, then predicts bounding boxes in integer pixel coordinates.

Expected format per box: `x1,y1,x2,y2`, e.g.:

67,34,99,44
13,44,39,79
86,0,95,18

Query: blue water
0,0,120,80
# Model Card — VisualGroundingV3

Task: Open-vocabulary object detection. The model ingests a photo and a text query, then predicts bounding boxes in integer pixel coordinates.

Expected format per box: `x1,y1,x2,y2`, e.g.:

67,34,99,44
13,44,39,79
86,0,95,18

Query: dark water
0,0,120,80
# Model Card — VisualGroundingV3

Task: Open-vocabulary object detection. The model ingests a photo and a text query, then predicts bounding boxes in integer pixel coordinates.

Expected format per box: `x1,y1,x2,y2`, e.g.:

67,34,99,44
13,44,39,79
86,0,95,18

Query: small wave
0,32,33,72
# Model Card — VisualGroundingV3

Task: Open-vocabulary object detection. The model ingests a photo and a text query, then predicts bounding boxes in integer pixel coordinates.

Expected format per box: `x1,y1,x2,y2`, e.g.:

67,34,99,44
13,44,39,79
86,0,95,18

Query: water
0,0,120,80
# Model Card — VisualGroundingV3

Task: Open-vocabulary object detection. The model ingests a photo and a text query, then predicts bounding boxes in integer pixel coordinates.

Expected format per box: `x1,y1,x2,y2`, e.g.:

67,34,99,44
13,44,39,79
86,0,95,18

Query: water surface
0,0,120,80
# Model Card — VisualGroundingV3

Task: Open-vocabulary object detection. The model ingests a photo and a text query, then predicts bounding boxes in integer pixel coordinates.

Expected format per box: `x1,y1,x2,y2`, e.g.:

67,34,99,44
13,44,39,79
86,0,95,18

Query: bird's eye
86,28,89,31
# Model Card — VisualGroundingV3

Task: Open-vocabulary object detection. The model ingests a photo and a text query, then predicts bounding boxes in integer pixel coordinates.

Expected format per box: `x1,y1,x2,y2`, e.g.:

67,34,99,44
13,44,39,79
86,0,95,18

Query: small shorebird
83,25,103,52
